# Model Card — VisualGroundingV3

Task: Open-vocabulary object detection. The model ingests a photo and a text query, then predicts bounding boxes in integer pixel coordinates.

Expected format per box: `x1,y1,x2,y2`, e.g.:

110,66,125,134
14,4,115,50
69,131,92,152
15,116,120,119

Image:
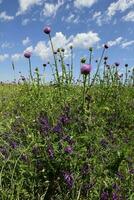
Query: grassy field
0,81,134,200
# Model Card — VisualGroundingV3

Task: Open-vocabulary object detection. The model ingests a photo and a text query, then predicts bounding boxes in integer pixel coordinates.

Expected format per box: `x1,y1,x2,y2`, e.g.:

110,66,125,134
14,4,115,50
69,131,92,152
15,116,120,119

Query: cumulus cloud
0,11,14,22
34,31,100,60
107,0,134,17
22,18,30,26
22,37,31,46
43,0,64,17
122,11,134,22
73,31,100,48
74,0,97,8
16,0,41,16
0,54,9,62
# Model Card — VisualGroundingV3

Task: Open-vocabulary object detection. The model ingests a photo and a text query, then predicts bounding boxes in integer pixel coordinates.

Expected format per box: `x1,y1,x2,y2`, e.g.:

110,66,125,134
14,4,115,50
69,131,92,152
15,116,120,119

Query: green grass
0,83,134,200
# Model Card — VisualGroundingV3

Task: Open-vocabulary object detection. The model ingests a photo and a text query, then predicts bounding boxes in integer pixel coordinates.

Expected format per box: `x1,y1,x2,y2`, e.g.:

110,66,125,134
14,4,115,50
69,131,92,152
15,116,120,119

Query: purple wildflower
64,146,73,154
43,26,51,34
53,122,62,134
115,62,120,67
20,154,28,163
112,192,119,200
47,145,54,159
104,44,109,49
0,147,8,159
9,141,17,149
100,191,109,200
81,163,90,176
100,139,108,148
62,135,75,145
81,64,91,75
38,115,51,135
24,51,31,59
63,171,73,189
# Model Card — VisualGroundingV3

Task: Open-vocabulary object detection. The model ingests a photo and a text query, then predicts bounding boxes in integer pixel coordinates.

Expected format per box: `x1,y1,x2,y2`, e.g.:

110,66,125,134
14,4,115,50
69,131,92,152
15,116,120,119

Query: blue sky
0,0,134,82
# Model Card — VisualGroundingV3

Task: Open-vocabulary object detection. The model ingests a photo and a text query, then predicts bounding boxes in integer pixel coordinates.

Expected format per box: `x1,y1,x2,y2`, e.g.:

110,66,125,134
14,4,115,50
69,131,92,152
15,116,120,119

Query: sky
0,0,134,82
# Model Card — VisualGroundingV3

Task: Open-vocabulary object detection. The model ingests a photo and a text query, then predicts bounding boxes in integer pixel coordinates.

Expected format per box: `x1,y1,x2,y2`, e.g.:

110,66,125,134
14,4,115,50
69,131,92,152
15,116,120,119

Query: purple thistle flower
63,171,73,189
43,26,51,34
47,145,54,159
62,135,75,145
64,146,73,154
24,51,31,59
112,192,119,200
81,64,91,75
104,44,109,49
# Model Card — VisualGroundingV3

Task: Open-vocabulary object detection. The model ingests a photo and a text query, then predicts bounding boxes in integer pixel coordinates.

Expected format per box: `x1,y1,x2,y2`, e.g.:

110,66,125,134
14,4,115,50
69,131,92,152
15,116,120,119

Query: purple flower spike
43,26,51,34
47,145,54,159
63,171,73,189
24,51,31,59
64,146,73,154
100,191,109,200
81,64,91,75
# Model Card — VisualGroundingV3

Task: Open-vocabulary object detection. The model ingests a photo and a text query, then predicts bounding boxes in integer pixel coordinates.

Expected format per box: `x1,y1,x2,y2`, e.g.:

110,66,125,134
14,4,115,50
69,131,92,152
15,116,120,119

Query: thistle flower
100,191,109,200
125,64,128,67
43,63,47,67
104,44,109,49
115,62,120,67
24,51,31,59
81,57,86,64
81,64,91,75
43,26,51,34
104,56,108,61
89,47,93,52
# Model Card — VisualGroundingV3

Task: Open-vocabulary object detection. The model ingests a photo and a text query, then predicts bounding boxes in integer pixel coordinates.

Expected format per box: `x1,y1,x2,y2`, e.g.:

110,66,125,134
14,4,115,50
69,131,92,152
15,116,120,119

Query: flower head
81,64,91,75
104,44,109,49
115,62,120,67
24,51,31,59
64,146,73,154
63,171,73,189
43,26,51,34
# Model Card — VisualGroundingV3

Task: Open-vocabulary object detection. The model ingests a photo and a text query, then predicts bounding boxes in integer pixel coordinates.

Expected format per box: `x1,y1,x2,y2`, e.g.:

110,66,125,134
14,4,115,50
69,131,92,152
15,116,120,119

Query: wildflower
125,64,128,67
81,57,86,64
43,64,47,67
47,145,54,159
81,64,91,75
20,154,28,163
115,62,120,67
64,146,73,154
104,56,108,61
100,191,109,200
89,47,93,52
24,51,31,59
59,114,69,125
104,44,109,49
9,141,17,149
43,26,51,34
63,171,73,188
53,122,62,134
0,147,8,159
81,163,90,176
62,135,75,145
38,114,51,135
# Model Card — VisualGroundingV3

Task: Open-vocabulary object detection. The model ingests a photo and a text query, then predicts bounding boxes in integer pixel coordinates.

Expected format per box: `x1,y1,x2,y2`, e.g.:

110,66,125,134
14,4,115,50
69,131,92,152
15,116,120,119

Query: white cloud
107,0,134,17
0,11,14,22
0,54,9,62
64,14,80,24
43,0,64,17
33,31,100,61
121,40,134,48
92,11,104,26
73,31,100,48
22,18,30,26
107,37,124,47
24,46,34,53
16,0,41,15
11,53,23,62
22,37,31,46
122,11,134,21
1,42,13,49
74,0,97,8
